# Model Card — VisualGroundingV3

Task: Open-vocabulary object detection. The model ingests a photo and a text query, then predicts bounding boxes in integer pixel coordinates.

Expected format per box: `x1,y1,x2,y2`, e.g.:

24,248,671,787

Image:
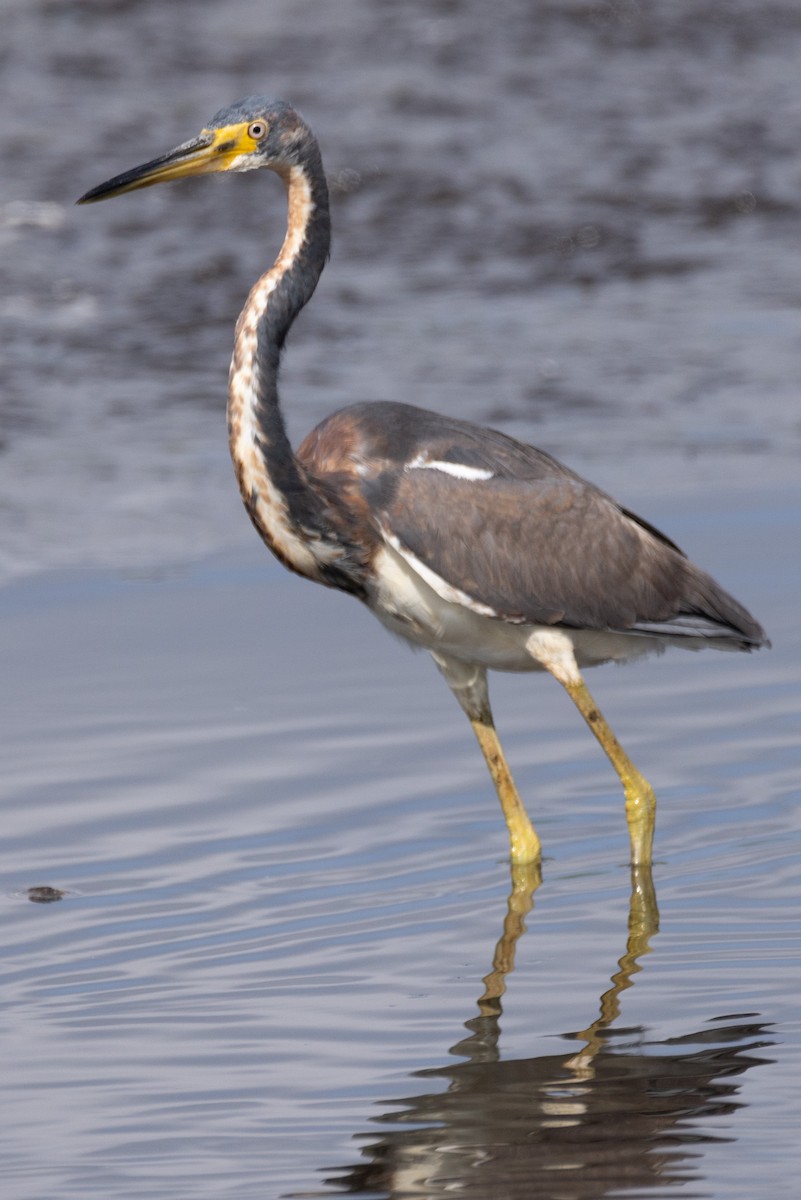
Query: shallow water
2,487,799,1198
2,2,800,1197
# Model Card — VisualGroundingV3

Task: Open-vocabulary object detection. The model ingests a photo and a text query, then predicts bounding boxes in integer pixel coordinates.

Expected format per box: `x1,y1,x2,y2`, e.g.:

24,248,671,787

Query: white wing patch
407,454,494,482
379,526,500,619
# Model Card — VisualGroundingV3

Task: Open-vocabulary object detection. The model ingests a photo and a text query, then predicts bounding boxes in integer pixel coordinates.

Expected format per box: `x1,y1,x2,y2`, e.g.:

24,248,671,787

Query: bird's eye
248,121,267,141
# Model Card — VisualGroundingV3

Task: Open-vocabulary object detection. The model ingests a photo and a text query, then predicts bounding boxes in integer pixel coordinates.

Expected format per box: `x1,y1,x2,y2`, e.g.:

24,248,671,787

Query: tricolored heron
78,97,768,867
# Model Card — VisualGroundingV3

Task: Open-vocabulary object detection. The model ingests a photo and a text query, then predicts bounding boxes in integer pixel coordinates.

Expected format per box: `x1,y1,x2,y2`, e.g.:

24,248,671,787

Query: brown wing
300,401,766,645
375,466,698,631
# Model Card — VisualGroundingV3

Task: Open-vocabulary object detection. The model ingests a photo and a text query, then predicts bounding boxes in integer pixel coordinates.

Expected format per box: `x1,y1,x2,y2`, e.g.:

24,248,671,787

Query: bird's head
77,97,311,204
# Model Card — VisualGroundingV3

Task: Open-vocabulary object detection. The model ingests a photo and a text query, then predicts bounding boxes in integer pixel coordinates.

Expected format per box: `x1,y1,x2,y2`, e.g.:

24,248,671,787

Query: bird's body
298,399,760,661
79,97,768,866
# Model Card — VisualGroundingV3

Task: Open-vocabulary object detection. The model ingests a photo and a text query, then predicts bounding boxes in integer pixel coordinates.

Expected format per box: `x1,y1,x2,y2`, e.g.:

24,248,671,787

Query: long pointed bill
76,124,258,204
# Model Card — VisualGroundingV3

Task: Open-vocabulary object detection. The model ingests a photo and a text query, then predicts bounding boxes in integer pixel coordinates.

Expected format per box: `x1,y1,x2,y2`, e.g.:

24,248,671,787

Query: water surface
1,2,800,1197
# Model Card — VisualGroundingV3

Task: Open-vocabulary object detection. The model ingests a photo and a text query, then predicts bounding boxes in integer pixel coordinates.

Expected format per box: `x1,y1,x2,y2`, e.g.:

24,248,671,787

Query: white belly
368,543,660,677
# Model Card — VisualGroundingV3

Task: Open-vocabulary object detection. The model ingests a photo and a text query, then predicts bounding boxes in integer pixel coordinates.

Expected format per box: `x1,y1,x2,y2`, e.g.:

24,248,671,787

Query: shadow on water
320,868,775,1200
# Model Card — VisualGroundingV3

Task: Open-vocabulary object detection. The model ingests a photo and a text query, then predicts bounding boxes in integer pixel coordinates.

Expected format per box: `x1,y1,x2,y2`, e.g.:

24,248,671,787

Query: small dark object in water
26,886,65,904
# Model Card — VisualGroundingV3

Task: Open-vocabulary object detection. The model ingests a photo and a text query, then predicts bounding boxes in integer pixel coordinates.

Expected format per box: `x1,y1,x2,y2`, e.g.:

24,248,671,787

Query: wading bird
78,97,768,866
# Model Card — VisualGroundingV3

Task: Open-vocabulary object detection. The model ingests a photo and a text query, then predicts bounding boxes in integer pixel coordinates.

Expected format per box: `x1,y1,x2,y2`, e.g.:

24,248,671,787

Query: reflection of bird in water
79,97,768,866
325,867,775,1199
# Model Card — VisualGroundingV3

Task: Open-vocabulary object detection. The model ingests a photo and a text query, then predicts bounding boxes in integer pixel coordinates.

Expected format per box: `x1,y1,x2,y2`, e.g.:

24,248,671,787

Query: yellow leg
470,717,542,865
562,677,656,866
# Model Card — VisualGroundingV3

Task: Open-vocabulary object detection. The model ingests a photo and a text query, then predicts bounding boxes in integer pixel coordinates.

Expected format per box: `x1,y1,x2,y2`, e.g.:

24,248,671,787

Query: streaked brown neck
226,157,332,580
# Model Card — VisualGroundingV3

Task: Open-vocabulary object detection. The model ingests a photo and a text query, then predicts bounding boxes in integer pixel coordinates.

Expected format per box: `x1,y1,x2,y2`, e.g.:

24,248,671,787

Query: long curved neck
227,148,332,580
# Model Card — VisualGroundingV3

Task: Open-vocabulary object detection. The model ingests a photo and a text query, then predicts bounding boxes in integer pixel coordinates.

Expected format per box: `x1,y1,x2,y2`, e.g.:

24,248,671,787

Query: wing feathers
376,467,675,630
298,402,767,648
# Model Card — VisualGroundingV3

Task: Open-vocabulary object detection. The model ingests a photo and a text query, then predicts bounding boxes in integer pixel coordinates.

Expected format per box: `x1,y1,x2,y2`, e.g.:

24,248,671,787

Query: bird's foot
624,772,656,866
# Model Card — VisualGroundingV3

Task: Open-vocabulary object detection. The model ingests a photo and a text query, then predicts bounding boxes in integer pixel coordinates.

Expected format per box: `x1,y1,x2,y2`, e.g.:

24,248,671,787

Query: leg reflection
565,865,659,1076
325,866,773,1199
449,861,540,1063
